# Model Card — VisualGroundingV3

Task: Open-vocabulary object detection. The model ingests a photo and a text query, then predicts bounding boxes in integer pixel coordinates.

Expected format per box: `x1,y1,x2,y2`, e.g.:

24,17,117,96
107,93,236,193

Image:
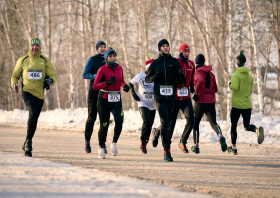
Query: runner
168,43,195,153
129,59,156,154
83,41,106,154
227,50,264,155
11,38,57,157
191,54,227,154
93,47,129,159
145,39,186,162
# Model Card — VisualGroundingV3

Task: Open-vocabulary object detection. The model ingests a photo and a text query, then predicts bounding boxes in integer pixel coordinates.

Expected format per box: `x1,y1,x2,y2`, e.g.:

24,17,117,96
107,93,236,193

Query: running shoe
219,136,227,152
111,143,118,156
104,144,107,154
98,147,106,159
191,145,200,154
151,128,159,148
24,151,32,157
22,140,32,152
256,127,264,144
178,142,189,153
227,146,238,155
140,141,147,154
85,140,91,153
164,150,173,162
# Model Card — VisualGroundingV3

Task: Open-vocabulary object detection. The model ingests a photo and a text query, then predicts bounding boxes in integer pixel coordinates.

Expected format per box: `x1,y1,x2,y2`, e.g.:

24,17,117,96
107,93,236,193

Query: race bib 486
28,69,42,80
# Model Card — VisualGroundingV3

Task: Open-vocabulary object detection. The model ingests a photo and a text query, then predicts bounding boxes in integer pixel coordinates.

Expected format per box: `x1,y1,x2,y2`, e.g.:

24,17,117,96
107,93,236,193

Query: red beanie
145,59,154,69
179,43,190,53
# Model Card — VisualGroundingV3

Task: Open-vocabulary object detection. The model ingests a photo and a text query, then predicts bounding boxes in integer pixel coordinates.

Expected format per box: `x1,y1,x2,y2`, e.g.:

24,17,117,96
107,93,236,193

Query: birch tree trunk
104,0,112,44
68,0,76,110
87,0,94,55
81,0,88,104
227,0,234,120
246,0,264,114
44,0,51,110
116,0,136,110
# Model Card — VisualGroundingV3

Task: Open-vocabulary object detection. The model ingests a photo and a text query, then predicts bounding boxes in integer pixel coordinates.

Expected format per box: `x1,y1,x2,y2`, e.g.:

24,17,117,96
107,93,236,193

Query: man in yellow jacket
11,38,57,157
227,50,264,155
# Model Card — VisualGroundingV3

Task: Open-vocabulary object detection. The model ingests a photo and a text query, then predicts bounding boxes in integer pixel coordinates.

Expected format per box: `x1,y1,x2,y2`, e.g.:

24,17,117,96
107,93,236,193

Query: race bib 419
160,85,173,96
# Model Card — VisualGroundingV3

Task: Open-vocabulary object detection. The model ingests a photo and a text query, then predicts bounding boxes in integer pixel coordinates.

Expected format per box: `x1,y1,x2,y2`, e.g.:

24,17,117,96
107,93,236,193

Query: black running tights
230,107,256,144
97,97,123,146
139,107,156,142
193,103,222,144
22,91,44,141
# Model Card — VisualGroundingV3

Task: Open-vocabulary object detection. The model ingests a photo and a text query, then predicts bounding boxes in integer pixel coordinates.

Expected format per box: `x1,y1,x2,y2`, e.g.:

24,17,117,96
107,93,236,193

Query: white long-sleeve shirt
130,72,156,110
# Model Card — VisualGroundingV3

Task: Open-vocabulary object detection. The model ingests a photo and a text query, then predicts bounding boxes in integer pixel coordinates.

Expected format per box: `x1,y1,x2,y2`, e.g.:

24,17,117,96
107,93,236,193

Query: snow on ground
0,107,280,145
0,152,212,198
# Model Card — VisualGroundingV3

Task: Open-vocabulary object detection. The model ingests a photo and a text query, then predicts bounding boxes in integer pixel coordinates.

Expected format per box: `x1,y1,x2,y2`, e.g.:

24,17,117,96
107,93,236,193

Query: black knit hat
96,40,106,50
236,49,246,66
195,54,205,64
158,39,169,52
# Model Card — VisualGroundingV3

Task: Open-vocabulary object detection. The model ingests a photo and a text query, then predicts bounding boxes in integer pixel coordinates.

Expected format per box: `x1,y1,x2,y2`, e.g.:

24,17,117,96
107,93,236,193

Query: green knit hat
31,38,40,46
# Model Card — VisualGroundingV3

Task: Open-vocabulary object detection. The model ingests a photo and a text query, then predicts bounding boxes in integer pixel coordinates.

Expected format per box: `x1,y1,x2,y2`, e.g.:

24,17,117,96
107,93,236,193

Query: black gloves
106,77,115,85
192,93,199,102
44,77,53,85
190,83,195,94
129,83,140,101
44,75,52,90
123,84,130,92
229,82,231,87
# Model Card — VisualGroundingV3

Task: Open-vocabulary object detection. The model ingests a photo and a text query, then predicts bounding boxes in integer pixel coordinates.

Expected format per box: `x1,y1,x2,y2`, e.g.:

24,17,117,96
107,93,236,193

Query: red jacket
93,63,127,99
194,65,218,103
175,57,195,100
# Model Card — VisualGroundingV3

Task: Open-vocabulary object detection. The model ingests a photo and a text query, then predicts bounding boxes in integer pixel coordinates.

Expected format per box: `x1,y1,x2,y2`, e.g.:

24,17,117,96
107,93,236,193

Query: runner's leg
168,100,181,140
180,98,194,144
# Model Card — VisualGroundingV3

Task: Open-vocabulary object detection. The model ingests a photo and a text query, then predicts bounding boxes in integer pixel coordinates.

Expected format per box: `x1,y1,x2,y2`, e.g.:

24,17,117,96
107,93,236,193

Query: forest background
0,0,279,121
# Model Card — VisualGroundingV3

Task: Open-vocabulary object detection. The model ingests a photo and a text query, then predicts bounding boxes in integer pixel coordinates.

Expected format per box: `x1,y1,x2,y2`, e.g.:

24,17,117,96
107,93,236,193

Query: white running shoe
111,143,118,156
98,147,106,159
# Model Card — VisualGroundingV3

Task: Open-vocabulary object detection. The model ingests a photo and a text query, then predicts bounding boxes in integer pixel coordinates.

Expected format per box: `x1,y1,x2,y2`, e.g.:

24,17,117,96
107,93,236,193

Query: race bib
160,85,173,96
177,87,189,97
108,92,120,102
28,69,42,80
143,92,154,100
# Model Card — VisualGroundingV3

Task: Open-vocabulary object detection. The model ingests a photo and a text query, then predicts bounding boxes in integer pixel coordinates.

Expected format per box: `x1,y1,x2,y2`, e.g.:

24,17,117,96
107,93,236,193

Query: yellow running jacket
11,38,57,100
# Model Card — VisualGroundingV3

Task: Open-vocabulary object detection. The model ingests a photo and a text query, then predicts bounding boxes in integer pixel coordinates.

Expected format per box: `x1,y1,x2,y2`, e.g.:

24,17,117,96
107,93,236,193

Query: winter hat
31,38,40,46
104,47,116,60
179,43,190,53
195,54,205,65
236,49,246,66
96,40,106,50
145,59,154,69
158,39,169,52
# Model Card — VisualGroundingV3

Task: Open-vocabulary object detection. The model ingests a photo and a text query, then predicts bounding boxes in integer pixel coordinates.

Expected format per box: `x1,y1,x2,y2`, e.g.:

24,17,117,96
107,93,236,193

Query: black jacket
145,54,186,100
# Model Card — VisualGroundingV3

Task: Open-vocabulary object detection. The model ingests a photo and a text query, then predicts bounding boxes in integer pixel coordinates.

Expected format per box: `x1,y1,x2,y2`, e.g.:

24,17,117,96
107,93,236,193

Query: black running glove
229,82,231,87
129,83,140,101
44,77,53,85
106,77,116,85
192,93,199,102
123,84,130,92
190,82,195,94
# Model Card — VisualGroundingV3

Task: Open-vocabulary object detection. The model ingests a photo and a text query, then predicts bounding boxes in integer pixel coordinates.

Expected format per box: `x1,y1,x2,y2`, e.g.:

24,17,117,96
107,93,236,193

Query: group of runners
11,37,264,161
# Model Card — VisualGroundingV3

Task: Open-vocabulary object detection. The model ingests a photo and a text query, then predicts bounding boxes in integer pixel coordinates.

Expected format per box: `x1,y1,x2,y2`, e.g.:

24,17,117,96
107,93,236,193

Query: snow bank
0,108,279,145
0,152,210,198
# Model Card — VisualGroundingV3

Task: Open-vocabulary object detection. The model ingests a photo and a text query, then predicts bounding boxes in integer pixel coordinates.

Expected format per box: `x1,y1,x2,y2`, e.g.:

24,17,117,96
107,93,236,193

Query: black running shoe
164,150,173,162
24,151,32,157
151,128,159,148
191,145,200,154
140,141,147,154
227,146,238,155
22,140,32,152
85,140,91,153
219,136,227,152
256,127,264,144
